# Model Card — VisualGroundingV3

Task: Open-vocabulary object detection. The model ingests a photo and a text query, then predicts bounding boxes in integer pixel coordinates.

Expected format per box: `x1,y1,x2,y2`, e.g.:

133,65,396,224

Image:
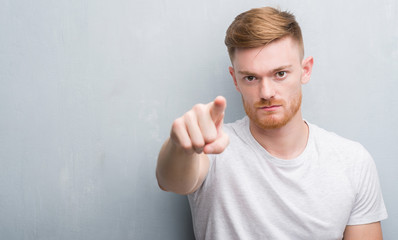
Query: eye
244,76,257,82
275,71,287,79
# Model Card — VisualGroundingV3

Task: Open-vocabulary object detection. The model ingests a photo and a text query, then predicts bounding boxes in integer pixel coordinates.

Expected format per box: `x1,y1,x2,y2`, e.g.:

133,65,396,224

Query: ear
229,66,241,93
301,56,314,84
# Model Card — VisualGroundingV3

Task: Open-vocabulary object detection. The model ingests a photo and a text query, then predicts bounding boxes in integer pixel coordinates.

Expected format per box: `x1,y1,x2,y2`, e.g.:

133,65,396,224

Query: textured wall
0,0,397,239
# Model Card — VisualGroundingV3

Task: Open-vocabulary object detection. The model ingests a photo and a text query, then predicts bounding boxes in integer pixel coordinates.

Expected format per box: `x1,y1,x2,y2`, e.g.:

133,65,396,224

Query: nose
259,78,276,100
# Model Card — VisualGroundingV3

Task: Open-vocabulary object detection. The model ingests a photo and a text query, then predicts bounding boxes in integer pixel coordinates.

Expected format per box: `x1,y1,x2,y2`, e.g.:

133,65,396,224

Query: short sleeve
347,147,388,225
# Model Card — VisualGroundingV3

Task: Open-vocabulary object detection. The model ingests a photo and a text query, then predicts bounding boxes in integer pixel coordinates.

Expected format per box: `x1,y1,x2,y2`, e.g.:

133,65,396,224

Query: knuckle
192,104,206,114
203,134,216,143
184,110,196,122
180,140,192,150
170,118,186,143
191,138,205,150
203,128,217,143
180,141,195,155
172,117,183,128
171,118,184,133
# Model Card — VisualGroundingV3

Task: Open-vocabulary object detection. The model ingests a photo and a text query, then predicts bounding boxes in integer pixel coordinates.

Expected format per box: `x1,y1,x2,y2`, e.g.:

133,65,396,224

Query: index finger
209,96,227,123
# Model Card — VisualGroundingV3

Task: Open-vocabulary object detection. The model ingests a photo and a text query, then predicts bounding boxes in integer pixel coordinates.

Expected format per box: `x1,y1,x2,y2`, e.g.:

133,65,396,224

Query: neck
249,111,309,160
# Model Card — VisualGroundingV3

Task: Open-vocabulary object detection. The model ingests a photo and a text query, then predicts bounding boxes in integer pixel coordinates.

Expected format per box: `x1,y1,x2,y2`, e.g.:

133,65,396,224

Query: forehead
232,37,302,73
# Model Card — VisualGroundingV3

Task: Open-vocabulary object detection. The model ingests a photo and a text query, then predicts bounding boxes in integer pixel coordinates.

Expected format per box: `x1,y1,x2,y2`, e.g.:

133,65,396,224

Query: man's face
229,37,313,130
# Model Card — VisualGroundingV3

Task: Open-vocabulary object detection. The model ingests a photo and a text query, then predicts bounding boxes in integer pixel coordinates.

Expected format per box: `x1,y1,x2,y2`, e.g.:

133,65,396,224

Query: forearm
156,138,207,195
343,222,383,240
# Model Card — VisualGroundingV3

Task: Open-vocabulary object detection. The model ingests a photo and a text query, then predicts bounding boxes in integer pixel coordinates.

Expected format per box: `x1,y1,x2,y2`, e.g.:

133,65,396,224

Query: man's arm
156,138,210,195
343,222,383,240
156,96,229,195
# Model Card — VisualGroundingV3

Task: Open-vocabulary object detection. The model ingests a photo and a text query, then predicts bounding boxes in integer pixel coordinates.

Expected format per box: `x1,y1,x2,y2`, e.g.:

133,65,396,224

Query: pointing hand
170,96,229,155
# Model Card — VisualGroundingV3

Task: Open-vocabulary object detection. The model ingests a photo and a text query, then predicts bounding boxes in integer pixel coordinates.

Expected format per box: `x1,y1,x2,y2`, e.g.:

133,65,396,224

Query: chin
256,118,290,130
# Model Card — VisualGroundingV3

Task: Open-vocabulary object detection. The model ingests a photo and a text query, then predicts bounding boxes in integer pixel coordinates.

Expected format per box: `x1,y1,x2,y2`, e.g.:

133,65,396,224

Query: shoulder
307,122,375,171
309,122,368,155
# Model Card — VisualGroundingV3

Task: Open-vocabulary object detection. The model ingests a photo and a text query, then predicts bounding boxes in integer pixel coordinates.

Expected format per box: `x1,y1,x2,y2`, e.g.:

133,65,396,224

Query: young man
156,7,388,240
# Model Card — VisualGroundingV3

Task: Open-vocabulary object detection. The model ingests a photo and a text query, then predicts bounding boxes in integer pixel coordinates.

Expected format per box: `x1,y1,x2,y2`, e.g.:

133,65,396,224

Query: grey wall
0,0,396,239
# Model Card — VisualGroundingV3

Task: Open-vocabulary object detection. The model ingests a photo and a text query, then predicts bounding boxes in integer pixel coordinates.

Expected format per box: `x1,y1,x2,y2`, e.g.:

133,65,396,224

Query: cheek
286,79,302,95
240,87,256,102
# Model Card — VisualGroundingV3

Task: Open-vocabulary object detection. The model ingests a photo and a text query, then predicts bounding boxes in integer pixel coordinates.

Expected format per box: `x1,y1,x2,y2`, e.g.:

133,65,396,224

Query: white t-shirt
188,117,388,240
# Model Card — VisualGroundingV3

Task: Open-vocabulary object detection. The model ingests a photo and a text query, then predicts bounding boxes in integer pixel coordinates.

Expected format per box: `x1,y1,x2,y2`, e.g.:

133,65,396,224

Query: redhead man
156,7,387,240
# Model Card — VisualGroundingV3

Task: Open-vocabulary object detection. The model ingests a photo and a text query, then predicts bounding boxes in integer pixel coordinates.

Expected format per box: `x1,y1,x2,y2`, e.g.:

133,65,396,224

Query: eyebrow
238,65,292,76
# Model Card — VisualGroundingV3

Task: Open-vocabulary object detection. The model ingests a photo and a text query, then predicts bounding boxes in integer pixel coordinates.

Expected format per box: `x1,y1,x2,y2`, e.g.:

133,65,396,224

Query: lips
259,105,281,110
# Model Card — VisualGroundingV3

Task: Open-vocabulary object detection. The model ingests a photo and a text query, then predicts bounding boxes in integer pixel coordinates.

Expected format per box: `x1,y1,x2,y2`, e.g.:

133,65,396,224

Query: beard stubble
243,91,302,130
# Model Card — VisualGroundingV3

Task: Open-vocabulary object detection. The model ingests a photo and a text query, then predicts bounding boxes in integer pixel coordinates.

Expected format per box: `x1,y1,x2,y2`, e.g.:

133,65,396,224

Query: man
156,7,388,240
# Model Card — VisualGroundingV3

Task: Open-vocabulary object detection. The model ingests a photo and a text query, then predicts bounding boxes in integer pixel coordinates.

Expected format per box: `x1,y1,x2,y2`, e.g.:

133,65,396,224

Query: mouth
258,105,281,111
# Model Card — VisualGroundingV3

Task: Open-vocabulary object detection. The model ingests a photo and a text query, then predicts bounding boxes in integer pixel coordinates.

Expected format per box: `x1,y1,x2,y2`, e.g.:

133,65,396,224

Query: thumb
210,96,227,124
203,131,229,154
